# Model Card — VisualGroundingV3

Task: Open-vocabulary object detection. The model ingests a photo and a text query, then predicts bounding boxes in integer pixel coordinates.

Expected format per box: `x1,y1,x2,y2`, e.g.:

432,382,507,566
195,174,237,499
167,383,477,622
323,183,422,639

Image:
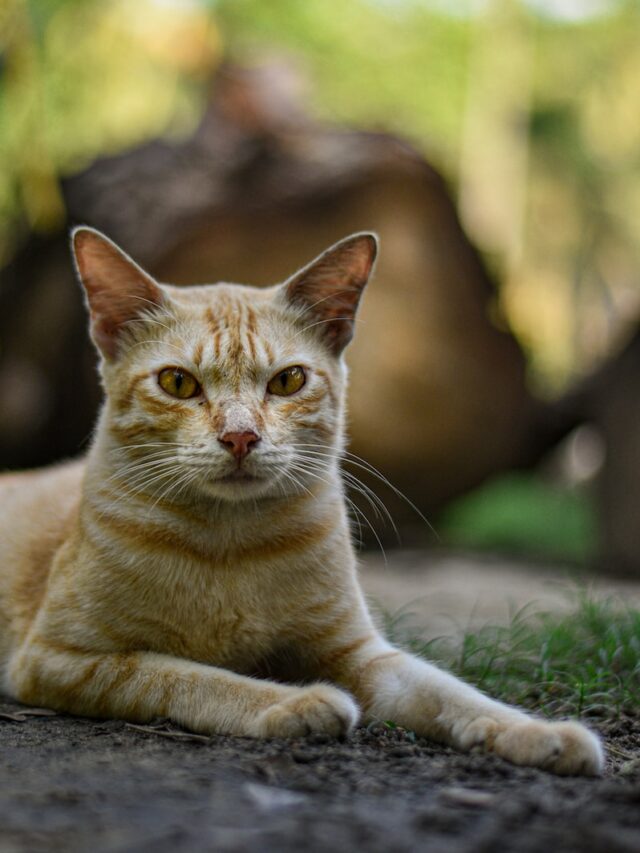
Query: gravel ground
1,698,639,853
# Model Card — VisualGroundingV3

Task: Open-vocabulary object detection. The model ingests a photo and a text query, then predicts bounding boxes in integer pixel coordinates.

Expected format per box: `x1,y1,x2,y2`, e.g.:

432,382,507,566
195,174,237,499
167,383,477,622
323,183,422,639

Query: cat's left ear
281,232,378,356
72,226,166,360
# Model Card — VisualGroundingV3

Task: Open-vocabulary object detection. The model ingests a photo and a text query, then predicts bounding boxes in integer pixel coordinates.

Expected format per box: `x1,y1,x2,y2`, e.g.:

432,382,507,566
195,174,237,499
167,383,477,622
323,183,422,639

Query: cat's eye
158,367,201,399
267,365,306,397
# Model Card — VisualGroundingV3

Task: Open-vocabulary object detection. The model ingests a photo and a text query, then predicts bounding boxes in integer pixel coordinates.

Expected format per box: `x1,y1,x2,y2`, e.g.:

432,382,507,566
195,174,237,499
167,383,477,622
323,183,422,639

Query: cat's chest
97,553,306,670
72,499,346,671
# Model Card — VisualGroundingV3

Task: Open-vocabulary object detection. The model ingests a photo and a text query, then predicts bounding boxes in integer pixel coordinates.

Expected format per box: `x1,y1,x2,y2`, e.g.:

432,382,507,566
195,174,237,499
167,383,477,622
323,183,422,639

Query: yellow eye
267,365,306,397
158,367,201,399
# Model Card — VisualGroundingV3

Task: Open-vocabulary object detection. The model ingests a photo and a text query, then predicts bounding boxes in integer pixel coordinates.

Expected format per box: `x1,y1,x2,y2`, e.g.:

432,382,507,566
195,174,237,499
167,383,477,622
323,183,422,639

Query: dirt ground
1,701,638,853
1,553,639,853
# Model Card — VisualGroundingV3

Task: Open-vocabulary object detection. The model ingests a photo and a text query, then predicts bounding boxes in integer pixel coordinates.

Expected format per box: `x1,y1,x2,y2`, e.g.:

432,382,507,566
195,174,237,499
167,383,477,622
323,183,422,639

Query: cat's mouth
217,470,264,484
196,465,276,502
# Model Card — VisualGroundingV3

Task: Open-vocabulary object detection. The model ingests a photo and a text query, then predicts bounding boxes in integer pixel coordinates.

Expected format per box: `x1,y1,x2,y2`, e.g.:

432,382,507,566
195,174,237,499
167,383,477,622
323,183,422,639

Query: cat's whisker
120,463,182,498
277,467,315,501
295,449,381,504
126,294,180,321
92,464,175,518
97,462,196,519
107,455,181,485
128,459,182,486
110,442,192,453
119,311,194,355
105,470,171,499
120,316,174,335
287,316,365,345
172,468,205,503
296,461,394,554
287,461,334,494
285,459,379,557
344,495,382,558
128,339,186,356
345,496,388,564
289,458,368,551
341,471,393,529
291,442,440,541
109,449,180,468
342,454,439,541
295,452,384,520
293,449,400,539
149,466,199,510
108,450,206,481
344,496,364,551
289,289,360,324
288,456,386,557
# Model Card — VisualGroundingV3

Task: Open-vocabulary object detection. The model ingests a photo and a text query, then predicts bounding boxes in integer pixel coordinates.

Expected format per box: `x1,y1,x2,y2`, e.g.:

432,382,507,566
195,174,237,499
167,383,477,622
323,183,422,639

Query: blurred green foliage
0,0,217,255
216,0,471,165
440,473,598,563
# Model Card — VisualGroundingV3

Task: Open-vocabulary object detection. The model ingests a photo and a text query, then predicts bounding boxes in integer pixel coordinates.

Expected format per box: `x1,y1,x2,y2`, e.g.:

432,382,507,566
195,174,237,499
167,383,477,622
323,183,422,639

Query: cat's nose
218,430,261,461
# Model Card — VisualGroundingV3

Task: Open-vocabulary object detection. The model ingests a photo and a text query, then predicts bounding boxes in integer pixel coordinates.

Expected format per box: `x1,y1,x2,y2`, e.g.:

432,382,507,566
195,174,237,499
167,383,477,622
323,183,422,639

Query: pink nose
218,430,260,461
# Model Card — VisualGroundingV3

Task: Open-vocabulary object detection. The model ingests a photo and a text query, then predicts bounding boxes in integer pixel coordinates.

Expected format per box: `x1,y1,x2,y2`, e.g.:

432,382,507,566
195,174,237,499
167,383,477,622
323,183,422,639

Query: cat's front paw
253,685,359,738
459,716,604,776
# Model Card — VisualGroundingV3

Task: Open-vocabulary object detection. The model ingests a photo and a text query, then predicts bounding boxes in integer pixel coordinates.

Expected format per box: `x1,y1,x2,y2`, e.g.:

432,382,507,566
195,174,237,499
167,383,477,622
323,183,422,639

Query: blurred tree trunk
552,328,640,578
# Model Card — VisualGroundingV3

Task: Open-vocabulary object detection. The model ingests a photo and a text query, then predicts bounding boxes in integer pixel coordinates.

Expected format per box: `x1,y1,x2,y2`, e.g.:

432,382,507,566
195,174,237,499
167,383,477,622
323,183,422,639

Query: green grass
380,596,640,720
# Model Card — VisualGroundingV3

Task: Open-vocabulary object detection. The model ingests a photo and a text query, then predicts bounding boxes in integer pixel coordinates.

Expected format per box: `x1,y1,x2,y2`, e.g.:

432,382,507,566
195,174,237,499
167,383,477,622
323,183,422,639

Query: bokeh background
2,0,640,572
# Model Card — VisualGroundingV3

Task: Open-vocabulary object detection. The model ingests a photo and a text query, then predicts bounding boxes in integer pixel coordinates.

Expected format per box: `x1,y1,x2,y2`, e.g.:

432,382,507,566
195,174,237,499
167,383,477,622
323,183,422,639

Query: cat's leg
316,610,603,775
6,639,358,737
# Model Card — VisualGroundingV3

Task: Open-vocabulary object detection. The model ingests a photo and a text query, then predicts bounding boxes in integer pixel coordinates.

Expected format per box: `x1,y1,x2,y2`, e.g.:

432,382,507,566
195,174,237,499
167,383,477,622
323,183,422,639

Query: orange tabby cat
0,228,602,775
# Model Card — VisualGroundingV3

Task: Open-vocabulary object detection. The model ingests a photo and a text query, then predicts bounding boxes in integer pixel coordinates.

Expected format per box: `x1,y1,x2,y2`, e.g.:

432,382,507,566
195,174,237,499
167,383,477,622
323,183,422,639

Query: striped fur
0,229,603,774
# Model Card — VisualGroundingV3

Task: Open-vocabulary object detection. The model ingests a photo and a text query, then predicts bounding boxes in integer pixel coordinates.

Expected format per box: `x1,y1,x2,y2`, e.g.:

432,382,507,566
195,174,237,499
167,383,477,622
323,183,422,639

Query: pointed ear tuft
71,227,165,360
283,232,378,355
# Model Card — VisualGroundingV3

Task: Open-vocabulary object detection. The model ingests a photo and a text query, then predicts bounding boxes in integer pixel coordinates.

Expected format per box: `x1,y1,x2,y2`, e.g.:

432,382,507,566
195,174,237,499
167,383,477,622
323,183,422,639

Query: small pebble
439,787,496,808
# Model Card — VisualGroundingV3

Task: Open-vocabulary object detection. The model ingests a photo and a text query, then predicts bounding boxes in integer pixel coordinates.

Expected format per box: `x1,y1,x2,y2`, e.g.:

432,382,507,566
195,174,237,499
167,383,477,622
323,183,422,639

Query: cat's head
72,228,377,502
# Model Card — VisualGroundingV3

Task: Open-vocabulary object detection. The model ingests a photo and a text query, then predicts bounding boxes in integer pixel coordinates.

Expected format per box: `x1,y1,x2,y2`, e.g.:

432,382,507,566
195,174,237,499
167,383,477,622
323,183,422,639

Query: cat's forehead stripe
245,303,257,335
245,322,257,362
167,285,318,388
195,294,281,376
262,336,275,364
192,340,204,369
226,303,245,367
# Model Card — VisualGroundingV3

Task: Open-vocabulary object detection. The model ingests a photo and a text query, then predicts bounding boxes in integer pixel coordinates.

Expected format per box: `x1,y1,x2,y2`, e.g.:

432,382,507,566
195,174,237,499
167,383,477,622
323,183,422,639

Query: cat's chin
196,473,282,503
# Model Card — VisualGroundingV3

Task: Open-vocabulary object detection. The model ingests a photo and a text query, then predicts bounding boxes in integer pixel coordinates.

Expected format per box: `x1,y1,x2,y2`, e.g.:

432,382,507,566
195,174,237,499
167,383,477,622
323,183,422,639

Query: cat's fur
0,228,602,775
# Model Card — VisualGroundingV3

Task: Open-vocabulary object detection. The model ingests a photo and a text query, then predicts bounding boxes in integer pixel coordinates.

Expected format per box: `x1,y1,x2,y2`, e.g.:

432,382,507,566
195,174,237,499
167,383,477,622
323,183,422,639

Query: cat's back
0,458,84,524
0,460,85,649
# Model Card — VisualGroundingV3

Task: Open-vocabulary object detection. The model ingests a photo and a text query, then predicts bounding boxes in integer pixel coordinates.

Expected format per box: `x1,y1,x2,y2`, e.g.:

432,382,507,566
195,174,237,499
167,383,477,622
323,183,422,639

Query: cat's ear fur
72,227,165,360
282,232,378,355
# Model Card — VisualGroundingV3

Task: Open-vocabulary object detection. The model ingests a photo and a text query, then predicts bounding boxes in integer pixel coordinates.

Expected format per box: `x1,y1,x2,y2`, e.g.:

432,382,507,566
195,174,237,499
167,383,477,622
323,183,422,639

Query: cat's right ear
281,232,378,356
71,227,165,360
